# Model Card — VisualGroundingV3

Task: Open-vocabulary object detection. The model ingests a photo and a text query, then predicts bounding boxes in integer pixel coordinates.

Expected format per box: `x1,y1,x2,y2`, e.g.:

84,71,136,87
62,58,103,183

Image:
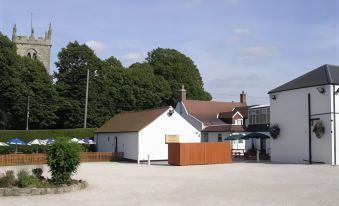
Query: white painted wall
270,85,333,164
139,109,201,160
96,108,201,161
96,132,139,160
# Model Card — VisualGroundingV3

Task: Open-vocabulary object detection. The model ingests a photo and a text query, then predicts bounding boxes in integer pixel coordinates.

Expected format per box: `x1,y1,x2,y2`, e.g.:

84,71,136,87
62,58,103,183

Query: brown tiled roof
95,107,170,133
183,100,246,126
203,124,245,132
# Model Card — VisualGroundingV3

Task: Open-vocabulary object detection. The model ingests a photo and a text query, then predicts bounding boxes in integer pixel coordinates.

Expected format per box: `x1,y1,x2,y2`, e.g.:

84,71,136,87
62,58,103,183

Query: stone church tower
12,24,52,73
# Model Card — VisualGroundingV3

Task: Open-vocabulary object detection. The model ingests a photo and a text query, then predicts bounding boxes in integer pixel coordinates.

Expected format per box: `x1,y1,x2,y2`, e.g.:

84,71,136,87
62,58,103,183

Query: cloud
121,52,147,62
85,40,106,52
233,28,249,35
236,45,281,63
224,28,250,46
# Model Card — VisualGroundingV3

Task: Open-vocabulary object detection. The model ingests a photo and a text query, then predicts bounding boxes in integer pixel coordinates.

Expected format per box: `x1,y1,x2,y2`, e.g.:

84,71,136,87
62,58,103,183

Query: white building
175,86,247,150
95,106,200,161
269,64,339,165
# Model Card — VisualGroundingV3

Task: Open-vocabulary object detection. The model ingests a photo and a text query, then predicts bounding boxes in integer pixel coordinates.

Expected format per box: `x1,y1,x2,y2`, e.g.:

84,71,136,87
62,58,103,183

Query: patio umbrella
81,138,96,145
41,139,55,145
7,138,26,153
70,138,82,143
28,139,42,153
0,142,9,146
224,133,246,141
28,139,42,145
242,132,270,140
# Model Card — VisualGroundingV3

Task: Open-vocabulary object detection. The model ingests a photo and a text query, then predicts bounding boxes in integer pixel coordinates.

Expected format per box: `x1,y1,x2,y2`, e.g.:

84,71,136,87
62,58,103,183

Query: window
218,134,222,142
33,53,37,60
234,119,243,125
239,139,244,143
202,133,209,142
27,53,31,58
249,107,270,125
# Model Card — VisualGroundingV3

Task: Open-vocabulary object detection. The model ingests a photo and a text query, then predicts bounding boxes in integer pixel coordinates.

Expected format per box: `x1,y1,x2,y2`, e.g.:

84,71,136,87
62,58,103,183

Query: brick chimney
240,91,246,104
179,84,187,102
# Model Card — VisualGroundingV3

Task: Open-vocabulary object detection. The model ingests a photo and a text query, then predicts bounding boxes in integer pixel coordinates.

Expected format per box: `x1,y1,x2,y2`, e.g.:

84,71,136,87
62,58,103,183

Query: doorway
114,137,118,153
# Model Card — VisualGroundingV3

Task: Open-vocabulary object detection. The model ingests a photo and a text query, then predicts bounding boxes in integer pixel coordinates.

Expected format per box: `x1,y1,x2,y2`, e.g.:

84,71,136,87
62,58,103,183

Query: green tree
0,33,58,129
146,48,211,105
55,41,103,128
122,62,171,110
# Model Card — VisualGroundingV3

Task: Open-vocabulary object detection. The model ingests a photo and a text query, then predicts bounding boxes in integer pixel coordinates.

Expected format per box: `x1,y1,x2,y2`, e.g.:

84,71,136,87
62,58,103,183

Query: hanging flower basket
269,124,280,139
313,121,325,138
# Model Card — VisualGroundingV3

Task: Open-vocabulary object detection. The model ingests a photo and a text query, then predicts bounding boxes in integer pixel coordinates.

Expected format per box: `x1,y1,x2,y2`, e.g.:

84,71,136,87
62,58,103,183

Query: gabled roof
268,64,339,94
218,106,248,119
95,107,170,133
182,100,246,126
203,124,245,132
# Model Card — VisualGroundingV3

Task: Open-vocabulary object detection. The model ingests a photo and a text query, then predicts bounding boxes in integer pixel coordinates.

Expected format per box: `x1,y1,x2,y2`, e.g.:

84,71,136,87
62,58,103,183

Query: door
114,137,118,153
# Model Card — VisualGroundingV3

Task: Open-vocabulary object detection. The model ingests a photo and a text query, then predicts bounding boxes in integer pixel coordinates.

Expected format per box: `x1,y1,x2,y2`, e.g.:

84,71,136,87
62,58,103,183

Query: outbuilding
95,106,201,161
269,64,339,165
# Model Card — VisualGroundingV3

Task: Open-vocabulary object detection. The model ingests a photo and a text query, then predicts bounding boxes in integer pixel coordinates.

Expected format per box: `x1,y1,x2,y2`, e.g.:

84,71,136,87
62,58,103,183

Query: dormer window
27,53,31,58
33,53,37,60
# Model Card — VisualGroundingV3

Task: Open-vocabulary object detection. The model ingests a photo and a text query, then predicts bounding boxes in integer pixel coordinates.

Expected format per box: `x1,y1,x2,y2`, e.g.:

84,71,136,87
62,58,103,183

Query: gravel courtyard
1,161,339,206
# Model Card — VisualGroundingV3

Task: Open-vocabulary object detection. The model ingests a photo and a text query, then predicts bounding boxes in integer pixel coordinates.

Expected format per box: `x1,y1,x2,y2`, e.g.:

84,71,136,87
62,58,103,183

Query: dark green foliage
17,169,41,188
1,31,211,129
146,48,212,105
47,137,81,185
0,33,58,129
0,170,16,187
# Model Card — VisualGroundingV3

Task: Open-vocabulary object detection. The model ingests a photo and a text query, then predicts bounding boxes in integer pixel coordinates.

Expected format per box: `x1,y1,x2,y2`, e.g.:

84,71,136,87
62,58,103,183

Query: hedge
0,128,95,143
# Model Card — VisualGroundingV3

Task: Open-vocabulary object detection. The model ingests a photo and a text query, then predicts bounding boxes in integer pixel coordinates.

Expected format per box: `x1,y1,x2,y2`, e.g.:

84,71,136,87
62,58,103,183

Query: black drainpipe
333,85,337,165
308,93,312,164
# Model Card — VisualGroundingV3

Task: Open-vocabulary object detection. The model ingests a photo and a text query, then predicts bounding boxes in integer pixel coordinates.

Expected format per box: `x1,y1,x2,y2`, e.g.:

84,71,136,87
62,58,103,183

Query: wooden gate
168,142,232,166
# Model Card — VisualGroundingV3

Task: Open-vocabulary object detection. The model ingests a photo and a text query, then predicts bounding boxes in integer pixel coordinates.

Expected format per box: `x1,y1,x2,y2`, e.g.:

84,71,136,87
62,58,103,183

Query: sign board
165,135,179,144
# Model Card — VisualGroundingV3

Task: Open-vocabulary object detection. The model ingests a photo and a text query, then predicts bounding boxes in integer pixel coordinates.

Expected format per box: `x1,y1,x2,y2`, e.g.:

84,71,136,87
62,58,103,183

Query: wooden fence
0,152,123,166
168,142,232,166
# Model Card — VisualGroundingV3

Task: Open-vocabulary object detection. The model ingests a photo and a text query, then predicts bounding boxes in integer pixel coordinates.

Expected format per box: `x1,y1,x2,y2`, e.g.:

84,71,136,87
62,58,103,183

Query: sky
0,0,338,105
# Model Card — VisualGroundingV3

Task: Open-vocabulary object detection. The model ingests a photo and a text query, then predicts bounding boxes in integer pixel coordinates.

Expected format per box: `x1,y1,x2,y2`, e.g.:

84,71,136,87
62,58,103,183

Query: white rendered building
95,106,200,161
269,64,339,165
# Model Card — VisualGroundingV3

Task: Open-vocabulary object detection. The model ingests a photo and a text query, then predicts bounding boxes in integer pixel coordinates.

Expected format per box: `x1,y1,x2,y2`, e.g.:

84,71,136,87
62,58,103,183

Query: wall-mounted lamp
270,94,277,100
167,109,174,116
317,87,326,94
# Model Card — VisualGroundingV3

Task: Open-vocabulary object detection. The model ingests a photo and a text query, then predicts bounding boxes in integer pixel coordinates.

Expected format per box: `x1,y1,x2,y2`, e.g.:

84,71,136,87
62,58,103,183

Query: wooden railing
0,152,123,166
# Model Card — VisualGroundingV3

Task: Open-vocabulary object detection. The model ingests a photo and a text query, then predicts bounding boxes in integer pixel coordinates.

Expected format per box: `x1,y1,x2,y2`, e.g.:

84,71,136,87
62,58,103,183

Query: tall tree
146,48,212,105
0,33,58,129
55,41,103,128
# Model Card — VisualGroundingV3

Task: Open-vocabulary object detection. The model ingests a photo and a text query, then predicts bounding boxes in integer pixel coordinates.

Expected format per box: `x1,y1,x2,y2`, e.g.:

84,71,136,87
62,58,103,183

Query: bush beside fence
0,152,123,166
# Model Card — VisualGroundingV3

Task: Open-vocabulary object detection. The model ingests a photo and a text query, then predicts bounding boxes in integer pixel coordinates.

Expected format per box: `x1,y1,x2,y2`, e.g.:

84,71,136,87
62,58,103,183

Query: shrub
32,168,44,180
47,137,81,185
17,169,40,188
0,170,16,187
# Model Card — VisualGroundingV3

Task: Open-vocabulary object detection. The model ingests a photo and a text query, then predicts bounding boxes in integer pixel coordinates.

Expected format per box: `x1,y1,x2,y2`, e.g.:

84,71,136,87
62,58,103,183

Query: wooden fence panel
0,152,123,166
168,142,232,166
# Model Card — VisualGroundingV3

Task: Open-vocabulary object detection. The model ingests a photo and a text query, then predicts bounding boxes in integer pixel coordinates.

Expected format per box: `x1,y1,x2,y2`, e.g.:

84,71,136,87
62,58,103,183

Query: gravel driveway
1,161,339,206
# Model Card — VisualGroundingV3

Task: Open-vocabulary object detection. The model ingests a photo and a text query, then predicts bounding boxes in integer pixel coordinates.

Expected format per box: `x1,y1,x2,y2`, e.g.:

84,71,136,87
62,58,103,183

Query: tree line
0,33,211,129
